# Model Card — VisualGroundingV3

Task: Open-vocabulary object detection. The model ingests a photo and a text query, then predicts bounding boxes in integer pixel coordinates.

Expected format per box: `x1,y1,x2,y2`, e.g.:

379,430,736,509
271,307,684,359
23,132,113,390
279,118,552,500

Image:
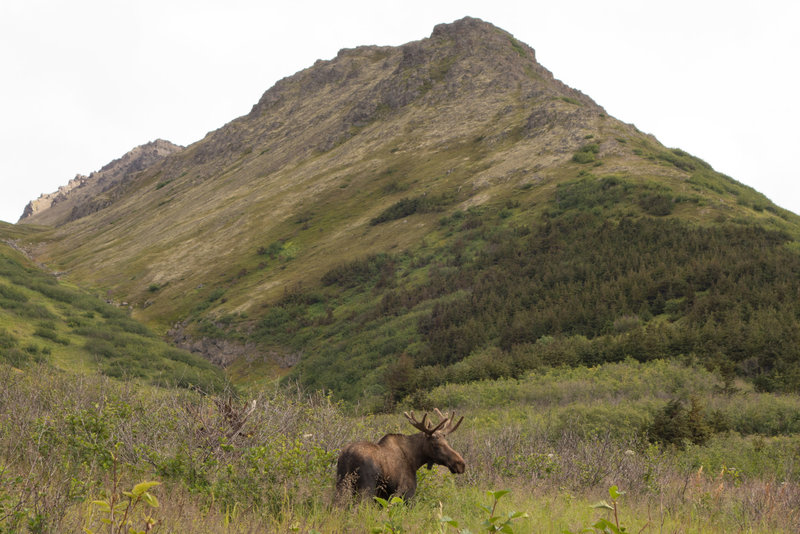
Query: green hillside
254,173,800,405
0,223,224,391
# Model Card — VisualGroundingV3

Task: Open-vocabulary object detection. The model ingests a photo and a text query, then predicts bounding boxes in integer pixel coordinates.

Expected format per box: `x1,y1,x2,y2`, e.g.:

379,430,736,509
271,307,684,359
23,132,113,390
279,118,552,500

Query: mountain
10,17,800,406
18,139,182,225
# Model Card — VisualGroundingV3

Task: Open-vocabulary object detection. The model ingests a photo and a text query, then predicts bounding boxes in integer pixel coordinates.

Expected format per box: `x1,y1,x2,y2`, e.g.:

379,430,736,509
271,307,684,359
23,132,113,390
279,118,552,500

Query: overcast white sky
1,0,798,223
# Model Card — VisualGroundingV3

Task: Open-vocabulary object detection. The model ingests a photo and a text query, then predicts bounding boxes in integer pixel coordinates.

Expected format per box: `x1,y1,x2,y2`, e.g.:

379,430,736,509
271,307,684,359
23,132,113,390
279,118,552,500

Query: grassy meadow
2,359,800,533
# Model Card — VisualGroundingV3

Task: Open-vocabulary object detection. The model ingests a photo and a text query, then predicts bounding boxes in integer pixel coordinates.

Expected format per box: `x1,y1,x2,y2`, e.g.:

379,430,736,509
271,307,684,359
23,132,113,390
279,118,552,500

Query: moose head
403,409,465,474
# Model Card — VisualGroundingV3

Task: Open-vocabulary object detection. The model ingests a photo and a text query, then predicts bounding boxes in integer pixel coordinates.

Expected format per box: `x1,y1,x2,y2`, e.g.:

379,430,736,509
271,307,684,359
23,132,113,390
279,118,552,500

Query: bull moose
335,409,465,502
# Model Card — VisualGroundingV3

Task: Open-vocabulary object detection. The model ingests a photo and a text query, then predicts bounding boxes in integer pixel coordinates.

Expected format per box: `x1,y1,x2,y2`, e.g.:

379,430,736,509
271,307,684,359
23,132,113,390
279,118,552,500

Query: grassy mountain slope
16,18,800,404
0,222,224,390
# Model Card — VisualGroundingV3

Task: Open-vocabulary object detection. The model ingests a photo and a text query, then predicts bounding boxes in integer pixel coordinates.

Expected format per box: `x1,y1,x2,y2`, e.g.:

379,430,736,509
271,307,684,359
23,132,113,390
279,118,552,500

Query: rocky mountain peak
430,16,531,56
188,16,600,177
19,139,182,226
96,139,181,175
18,174,89,221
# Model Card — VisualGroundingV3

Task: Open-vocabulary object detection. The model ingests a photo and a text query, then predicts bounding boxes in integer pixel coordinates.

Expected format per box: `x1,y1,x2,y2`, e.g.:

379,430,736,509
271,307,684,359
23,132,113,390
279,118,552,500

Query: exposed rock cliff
19,139,183,226
19,174,88,221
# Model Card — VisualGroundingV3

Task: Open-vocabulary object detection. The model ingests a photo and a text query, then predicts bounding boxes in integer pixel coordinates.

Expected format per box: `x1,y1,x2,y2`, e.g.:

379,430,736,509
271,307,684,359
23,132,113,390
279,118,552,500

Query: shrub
0,283,28,302
26,280,79,304
0,328,17,349
370,193,454,225
572,152,595,164
572,143,600,164
638,193,674,216
33,326,69,345
646,397,711,447
16,302,56,320
552,176,631,212
1,347,29,367
107,317,154,337
321,254,395,288
257,241,285,258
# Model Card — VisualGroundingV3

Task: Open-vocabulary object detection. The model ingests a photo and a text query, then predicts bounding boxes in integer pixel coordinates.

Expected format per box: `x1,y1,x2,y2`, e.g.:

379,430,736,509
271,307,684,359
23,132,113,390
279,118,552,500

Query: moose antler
404,410,448,435
404,409,463,435
434,408,463,435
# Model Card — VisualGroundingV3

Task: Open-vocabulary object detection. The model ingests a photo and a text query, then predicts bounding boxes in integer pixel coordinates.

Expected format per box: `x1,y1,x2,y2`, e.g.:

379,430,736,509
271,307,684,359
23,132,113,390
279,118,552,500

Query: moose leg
383,466,417,501
334,470,360,505
356,465,381,500
400,485,416,500
336,462,380,501
395,477,416,501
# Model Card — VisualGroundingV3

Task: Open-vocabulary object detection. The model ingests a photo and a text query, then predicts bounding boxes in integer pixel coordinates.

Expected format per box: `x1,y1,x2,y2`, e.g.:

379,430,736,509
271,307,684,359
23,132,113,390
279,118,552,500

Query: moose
335,409,465,502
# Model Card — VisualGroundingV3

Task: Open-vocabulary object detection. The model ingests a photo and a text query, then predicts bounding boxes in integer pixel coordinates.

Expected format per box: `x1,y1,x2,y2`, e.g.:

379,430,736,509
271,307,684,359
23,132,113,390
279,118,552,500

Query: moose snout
449,455,466,474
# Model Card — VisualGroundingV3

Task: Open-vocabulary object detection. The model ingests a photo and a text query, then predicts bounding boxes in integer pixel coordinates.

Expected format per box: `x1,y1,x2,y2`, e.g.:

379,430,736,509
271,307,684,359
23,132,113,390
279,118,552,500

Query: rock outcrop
18,139,183,226
19,174,88,220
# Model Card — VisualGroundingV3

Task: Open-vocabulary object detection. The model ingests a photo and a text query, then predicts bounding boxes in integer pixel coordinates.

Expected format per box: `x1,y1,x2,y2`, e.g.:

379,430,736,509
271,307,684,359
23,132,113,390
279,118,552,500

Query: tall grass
1,360,800,532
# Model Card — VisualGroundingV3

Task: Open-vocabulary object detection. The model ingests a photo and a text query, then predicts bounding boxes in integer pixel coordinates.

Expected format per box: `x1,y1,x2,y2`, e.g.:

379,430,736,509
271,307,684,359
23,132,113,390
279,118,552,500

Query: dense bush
0,366,352,531
646,397,712,447
370,193,454,225
0,282,28,303
571,143,600,164
33,325,69,345
637,192,674,216
321,253,396,288
551,176,632,213
0,328,17,349
1,347,31,367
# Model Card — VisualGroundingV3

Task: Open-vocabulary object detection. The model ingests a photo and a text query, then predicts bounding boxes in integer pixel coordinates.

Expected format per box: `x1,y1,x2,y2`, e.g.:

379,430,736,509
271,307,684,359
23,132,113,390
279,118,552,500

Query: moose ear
426,462,433,470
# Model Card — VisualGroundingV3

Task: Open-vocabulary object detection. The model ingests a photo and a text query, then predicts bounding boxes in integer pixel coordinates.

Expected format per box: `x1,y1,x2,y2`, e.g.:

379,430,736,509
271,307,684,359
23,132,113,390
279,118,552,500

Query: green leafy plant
439,489,528,533
372,496,408,534
369,193,455,225
84,480,160,534
565,485,639,534
589,485,625,534
84,453,160,534
478,490,529,533
646,396,712,448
